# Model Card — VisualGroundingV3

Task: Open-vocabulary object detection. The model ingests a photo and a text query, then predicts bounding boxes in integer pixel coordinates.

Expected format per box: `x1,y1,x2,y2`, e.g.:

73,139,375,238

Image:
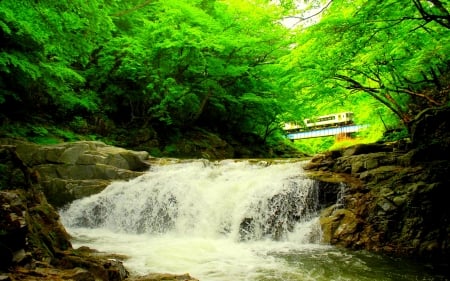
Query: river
60,159,446,280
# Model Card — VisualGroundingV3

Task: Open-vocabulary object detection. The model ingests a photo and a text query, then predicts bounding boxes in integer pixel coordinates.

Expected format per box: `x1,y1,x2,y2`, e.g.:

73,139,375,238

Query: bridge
286,124,368,140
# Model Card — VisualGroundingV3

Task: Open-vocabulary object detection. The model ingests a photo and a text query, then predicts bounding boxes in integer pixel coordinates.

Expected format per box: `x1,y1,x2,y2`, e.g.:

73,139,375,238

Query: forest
1,0,449,156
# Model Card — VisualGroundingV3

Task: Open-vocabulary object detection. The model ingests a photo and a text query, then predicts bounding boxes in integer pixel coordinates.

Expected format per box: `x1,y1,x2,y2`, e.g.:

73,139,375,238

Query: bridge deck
286,124,368,140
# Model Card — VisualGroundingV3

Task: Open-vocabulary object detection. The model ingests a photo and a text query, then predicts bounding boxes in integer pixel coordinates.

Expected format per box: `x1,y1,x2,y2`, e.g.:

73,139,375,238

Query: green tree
87,0,293,141
0,0,114,121
285,0,450,132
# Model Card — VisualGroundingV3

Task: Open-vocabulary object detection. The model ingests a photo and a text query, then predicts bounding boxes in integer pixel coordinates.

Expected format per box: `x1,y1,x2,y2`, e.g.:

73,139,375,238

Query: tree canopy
0,0,449,152
285,0,450,131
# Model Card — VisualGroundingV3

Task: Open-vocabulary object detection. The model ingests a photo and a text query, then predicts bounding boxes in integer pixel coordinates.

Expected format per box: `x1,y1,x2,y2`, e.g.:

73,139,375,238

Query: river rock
0,139,150,207
305,139,450,263
0,189,72,267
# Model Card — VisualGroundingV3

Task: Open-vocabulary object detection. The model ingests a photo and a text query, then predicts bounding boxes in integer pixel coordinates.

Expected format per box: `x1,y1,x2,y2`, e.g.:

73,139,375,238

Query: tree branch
333,74,411,123
412,0,450,29
284,0,333,28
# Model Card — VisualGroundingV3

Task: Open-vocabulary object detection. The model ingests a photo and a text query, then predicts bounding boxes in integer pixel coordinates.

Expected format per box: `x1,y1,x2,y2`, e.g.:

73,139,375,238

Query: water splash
60,160,443,281
61,159,321,242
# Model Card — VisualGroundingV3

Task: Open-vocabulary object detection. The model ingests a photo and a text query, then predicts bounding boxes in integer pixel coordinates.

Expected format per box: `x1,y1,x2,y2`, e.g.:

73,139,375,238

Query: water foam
60,159,327,280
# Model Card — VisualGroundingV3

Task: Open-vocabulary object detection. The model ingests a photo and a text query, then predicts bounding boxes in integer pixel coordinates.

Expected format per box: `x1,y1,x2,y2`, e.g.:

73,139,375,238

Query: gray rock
0,139,151,207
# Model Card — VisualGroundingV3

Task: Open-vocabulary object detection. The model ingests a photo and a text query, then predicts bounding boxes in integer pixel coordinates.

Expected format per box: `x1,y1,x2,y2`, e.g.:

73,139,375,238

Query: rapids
60,159,445,281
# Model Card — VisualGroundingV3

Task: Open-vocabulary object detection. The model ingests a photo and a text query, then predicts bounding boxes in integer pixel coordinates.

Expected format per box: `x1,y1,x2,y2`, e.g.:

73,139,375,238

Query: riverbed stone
306,107,450,264
305,139,450,263
0,139,150,207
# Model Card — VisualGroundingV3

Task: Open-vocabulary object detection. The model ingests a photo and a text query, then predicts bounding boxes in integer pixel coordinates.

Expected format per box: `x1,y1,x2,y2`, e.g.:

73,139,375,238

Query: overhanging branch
333,74,412,123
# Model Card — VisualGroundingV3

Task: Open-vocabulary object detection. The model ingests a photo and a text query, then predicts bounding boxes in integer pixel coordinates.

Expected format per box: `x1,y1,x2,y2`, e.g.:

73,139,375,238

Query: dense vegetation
1,0,449,156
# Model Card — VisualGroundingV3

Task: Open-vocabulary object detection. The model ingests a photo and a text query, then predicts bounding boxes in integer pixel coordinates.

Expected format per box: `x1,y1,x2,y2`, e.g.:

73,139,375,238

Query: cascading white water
61,159,321,240
60,159,326,280
60,159,443,281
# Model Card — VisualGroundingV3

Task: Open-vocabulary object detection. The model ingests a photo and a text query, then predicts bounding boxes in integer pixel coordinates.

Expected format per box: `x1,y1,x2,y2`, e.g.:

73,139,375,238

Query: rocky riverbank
305,107,450,276
0,143,198,281
305,143,450,262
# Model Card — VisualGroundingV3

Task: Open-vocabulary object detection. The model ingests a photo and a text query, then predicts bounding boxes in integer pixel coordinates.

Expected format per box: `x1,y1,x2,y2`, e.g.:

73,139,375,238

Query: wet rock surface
304,108,450,276
0,145,196,281
305,143,450,269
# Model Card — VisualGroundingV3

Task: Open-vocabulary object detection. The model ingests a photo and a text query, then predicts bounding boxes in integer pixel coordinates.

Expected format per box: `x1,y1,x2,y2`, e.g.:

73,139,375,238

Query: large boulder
0,189,72,269
0,140,150,207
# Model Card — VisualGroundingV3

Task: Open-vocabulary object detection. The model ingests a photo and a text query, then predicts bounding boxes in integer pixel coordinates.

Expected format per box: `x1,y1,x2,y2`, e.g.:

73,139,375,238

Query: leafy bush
30,126,49,137
380,127,409,142
291,136,335,155
52,128,79,142
69,116,89,133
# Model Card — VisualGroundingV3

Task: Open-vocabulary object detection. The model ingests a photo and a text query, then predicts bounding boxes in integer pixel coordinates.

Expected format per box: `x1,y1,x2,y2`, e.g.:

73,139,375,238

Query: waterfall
61,159,321,241
59,160,439,281
60,159,326,280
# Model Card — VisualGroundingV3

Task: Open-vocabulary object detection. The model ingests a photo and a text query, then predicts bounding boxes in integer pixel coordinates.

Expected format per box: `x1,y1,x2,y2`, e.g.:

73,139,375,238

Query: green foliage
0,0,448,155
379,127,409,142
291,136,335,155
163,144,179,156
30,126,49,137
0,121,88,144
51,128,79,142
0,0,113,119
69,116,89,132
285,0,450,131
82,0,293,142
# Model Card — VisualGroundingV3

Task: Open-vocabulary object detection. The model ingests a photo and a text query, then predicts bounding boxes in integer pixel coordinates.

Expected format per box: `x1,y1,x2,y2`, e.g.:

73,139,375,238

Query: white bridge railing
286,124,368,140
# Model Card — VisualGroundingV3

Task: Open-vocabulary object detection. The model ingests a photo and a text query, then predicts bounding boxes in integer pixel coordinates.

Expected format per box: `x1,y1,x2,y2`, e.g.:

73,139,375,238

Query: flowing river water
60,159,445,281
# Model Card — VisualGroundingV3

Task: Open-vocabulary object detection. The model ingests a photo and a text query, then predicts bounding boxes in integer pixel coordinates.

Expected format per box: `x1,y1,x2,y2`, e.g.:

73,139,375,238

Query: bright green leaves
0,0,115,118
0,1,49,51
286,0,450,130
0,0,299,144
85,0,293,139
0,52,40,80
